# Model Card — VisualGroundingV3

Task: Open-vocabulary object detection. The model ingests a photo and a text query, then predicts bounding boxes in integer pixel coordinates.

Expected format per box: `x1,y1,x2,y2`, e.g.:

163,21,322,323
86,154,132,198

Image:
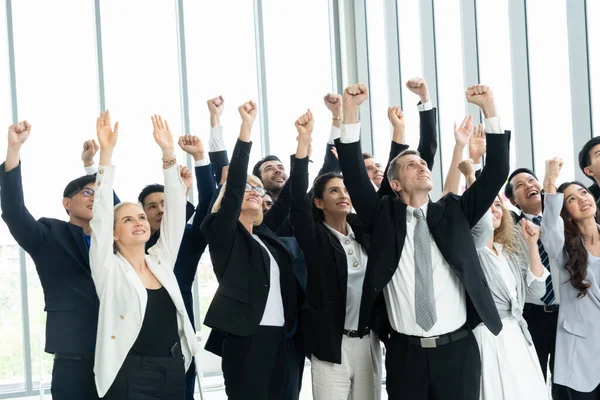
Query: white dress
473,244,549,400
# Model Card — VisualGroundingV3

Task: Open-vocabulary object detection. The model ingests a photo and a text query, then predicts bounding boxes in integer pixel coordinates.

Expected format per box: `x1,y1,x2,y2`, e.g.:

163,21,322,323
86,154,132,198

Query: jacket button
120,315,124,320
97,181,102,187
110,336,116,340
353,261,359,267
263,284,268,287
348,250,354,255
99,169,104,175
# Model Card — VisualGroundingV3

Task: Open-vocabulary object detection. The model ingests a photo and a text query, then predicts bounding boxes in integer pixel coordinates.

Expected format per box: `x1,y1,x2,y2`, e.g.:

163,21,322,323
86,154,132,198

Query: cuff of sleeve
209,125,226,152
473,163,482,171
484,117,503,134
163,161,182,183
340,123,361,144
96,165,115,189
85,163,98,175
194,158,209,167
328,125,341,145
417,100,433,112
526,268,550,285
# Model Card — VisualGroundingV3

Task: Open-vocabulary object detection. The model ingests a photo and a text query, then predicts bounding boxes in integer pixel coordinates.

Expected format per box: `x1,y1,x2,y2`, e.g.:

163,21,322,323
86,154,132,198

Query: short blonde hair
211,174,264,226
113,202,145,253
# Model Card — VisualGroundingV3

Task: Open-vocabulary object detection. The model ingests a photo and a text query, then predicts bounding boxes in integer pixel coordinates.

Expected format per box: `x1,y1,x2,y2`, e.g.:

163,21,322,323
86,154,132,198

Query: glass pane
433,0,466,188
262,0,334,182
398,0,424,150
366,0,391,161
100,0,186,201
587,0,600,138
183,0,262,169
476,0,516,172
527,0,574,180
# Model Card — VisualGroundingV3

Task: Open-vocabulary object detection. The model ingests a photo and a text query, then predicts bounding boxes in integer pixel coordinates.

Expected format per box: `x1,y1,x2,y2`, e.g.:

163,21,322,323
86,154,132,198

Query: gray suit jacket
543,192,600,392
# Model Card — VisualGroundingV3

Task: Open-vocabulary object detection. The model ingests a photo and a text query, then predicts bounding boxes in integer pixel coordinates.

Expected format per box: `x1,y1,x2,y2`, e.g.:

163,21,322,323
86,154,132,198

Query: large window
398,0,424,150
476,0,516,172
433,0,467,186
183,0,262,168
262,0,335,182
100,0,186,202
588,0,600,138
527,0,574,180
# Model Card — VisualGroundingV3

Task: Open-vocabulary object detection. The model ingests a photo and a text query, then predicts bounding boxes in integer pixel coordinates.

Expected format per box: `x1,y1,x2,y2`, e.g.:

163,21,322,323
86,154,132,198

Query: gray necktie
413,209,437,331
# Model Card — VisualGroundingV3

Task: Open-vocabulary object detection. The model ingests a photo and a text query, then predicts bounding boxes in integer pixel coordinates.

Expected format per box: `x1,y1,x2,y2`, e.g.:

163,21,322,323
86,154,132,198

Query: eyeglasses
70,188,95,198
245,183,266,197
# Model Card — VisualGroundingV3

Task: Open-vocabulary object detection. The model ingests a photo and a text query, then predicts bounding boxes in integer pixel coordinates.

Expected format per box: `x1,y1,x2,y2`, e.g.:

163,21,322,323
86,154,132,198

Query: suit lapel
68,223,90,271
393,200,407,260
325,230,348,296
425,200,445,232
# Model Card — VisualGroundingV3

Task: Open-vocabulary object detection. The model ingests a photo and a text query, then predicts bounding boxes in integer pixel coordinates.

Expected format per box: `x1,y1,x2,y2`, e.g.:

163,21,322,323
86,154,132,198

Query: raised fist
178,135,205,161
466,85,493,108
294,109,314,138
457,159,475,178
387,106,405,130
406,77,430,102
207,96,225,116
8,121,32,148
324,94,342,116
521,218,540,246
151,114,174,152
343,84,369,108
179,165,193,194
544,157,564,183
81,139,99,166
238,101,258,126
96,110,119,150
454,116,474,148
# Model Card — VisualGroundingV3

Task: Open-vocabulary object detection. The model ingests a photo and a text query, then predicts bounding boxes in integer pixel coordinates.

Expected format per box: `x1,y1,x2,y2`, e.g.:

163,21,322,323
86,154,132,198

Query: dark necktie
532,216,555,305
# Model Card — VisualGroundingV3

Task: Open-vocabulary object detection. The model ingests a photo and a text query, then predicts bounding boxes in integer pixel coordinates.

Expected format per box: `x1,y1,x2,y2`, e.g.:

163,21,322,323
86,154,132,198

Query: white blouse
90,164,200,397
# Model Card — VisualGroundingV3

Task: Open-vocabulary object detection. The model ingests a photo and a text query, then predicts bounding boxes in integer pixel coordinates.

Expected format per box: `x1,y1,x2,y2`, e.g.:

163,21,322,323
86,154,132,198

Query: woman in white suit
90,111,200,399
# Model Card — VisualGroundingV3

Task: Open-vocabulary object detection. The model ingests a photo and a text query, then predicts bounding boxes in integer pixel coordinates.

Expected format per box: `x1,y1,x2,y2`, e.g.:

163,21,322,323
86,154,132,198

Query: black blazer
146,163,216,328
201,139,299,336
0,162,100,354
290,156,369,363
334,131,510,340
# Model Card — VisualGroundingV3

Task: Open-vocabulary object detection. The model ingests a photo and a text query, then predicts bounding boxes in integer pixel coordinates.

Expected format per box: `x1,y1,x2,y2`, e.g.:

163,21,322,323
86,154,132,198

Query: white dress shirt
90,164,200,397
324,222,368,331
209,125,227,152
253,235,285,327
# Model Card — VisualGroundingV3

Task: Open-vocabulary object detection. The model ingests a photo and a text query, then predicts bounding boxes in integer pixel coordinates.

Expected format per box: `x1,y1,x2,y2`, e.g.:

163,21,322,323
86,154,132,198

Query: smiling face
262,193,274,212
314,177,352,218
259,160,287,192
562,184,597,222
509,172,542,214
490,197,504,230
391,154,433,194
241,177,264,215
364,157,384,188
113,203,151,250
142,192,164,234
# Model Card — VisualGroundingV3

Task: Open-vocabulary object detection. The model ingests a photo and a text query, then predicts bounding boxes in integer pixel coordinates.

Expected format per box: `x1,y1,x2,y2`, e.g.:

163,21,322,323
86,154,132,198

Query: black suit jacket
335,130,510,340
201,140,299,336
290,156,369,363
146,163,216,328
1,163,101,354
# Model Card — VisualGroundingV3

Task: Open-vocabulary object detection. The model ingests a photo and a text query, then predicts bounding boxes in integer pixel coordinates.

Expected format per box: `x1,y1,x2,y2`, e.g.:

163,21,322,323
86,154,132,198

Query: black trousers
51,357,99,400
222,326,286,400
282,334,306,400
385,328,481,400
556,384,600,400
523,303,559,395
184,357,196,400
103,354,185,399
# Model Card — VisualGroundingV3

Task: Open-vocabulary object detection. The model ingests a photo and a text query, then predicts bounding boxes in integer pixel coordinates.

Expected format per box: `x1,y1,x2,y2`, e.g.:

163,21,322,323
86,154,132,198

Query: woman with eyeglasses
89,111,200,399
201,101,299,400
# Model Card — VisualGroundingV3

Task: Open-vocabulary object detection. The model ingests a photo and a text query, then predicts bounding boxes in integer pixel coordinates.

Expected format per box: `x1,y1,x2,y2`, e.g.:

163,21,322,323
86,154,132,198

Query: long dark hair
557,181,593,297
311,172,352,223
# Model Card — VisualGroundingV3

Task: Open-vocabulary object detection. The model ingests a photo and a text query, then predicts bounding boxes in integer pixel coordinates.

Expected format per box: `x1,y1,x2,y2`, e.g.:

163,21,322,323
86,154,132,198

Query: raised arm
201,101,257,251
207,96,229,185
0,121,50,254
406,77,438,170
540,158,566,265
318,93,343,176
441,116,474,196
458,85,510,228
519,218,550,298
90,111,119,285
335,84,382,233
378,106,408,198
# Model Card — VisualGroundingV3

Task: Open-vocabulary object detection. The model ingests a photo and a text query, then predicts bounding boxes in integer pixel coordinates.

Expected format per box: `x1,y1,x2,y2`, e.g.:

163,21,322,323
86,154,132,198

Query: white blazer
90,163,200,397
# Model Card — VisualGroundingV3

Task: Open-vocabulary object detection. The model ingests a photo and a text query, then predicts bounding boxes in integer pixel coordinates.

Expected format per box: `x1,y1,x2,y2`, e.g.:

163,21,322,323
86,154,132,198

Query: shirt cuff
194,158,209,167
484,117,503,134
340,123,361,144
417,100,433,112
209,125,226,152
526,268,550,285
473,163,482,172
84,163,98,175
328,125,341,145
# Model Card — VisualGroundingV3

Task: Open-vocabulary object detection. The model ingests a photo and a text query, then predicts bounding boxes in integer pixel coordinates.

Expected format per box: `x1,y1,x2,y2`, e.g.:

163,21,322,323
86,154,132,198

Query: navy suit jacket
145,163,217,328
0,162,118,354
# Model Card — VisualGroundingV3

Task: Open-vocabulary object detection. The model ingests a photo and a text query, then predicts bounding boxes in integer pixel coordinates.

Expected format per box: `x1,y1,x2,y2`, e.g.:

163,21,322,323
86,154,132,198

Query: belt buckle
543,305,555,313
420,337,438,348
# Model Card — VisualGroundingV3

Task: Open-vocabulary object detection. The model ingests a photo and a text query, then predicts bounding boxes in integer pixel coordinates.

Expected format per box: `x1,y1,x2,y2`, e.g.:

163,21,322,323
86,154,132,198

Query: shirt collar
523,211,542,221
406,202,429,222
323,222,356,241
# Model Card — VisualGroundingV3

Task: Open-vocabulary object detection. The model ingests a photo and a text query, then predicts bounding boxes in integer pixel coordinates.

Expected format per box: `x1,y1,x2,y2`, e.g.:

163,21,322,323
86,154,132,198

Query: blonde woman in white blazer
90,111,200,399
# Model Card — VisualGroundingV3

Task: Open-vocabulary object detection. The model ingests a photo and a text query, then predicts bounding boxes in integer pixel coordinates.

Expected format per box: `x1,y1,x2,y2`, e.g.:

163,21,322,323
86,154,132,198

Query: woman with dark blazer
290,110,382,400
200,101,299,400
